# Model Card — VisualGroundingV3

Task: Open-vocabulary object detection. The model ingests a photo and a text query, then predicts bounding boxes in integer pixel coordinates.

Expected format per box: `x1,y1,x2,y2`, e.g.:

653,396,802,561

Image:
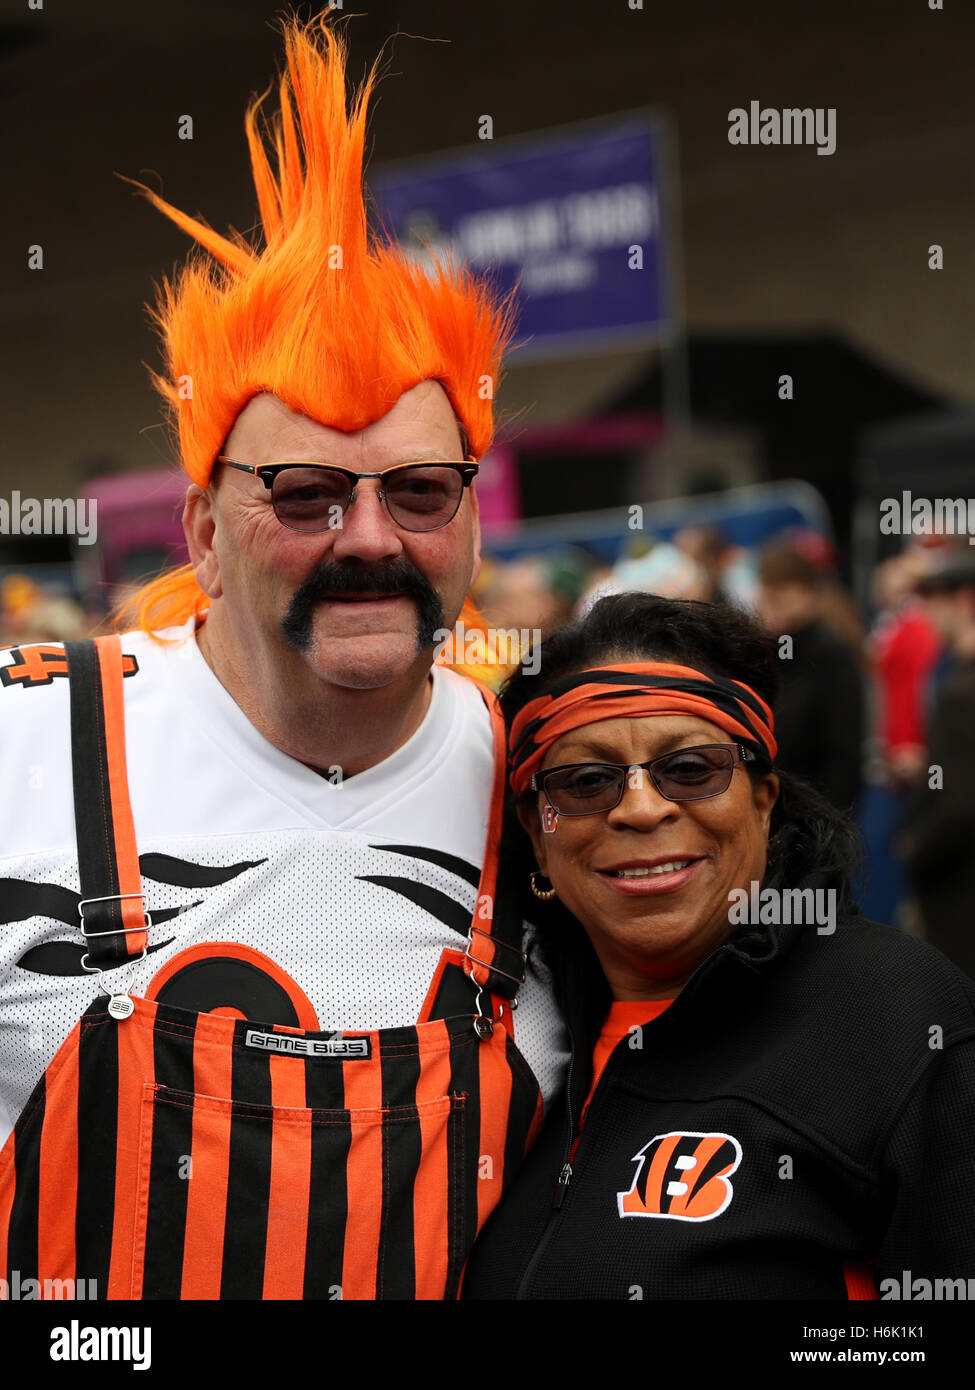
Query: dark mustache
281,558,445,652
292,558,429,600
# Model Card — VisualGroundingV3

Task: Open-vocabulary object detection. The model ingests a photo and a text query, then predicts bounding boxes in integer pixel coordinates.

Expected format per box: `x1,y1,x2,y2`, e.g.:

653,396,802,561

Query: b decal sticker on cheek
541,806,559,834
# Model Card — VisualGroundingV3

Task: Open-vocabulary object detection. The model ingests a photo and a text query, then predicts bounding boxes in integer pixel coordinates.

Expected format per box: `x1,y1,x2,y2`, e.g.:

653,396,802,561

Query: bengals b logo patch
617,1131,742,1222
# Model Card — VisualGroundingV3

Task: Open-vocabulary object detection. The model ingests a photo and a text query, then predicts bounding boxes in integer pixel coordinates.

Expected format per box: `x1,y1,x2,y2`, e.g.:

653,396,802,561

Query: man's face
186,382,480,690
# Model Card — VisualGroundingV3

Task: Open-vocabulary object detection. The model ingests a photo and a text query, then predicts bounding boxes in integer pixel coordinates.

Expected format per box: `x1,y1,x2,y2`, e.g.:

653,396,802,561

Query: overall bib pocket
132,1079,468,1300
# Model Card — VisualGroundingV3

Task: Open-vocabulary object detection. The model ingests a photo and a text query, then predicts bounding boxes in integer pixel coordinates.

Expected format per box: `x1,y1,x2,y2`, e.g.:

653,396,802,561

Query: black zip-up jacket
463,913,975,1299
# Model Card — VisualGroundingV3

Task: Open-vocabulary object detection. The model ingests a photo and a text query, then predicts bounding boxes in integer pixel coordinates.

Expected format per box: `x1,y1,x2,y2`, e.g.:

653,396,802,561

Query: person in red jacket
871,554,941,786
859,554,942,925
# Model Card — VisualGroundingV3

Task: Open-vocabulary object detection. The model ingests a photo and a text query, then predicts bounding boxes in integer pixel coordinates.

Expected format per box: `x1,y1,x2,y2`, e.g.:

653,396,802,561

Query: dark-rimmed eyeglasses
530,743,757,816
216,458,479,533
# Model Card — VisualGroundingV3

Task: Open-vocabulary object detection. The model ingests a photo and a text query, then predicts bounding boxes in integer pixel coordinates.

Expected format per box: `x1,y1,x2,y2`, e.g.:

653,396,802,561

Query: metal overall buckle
78,892,151,1020
464,925,527,1040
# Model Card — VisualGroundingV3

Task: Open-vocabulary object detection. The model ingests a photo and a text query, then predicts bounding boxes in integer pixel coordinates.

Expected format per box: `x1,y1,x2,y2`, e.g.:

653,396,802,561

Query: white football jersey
0,623,569,1148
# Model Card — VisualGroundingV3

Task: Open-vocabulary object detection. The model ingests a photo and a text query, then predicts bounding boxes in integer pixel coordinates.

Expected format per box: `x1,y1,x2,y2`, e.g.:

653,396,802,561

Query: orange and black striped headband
508,662,777,796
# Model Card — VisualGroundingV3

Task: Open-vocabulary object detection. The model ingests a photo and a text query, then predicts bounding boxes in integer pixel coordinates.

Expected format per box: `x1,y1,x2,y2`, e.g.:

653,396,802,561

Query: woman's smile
594,854,707,895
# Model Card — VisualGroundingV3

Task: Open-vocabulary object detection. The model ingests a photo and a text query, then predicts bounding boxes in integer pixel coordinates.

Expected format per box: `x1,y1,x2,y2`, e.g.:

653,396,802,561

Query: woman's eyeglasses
217,459,479,533
530,743,757,816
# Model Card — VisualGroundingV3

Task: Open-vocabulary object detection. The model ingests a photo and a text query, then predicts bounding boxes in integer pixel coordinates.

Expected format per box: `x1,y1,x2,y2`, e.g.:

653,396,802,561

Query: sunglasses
530,743,757,816
217,459,479,533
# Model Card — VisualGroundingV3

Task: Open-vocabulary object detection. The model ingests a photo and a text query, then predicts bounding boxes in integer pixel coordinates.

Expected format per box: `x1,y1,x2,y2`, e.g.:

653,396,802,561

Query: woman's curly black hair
499,593,862,1005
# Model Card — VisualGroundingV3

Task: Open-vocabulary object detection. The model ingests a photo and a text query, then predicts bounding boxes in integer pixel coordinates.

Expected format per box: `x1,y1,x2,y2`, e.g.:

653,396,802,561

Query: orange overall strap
64,636,147,968
464,684,526,1003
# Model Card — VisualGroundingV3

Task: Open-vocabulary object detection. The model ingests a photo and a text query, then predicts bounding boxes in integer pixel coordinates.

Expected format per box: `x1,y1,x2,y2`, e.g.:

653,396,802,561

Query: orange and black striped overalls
0,635,542,1299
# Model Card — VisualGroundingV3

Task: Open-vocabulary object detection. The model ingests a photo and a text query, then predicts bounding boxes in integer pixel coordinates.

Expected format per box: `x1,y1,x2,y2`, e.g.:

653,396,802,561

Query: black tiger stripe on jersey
370,844,481,889
2,880,89,929
137,853,267,887
17,936,176,977
356,876,473,938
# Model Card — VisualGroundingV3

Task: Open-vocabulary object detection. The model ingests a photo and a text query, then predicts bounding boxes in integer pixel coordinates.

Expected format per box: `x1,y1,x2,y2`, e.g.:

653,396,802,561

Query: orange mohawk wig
118,12,516,637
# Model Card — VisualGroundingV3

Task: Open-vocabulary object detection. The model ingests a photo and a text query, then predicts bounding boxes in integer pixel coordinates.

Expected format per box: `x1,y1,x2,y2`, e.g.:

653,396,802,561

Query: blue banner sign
370,116,670,358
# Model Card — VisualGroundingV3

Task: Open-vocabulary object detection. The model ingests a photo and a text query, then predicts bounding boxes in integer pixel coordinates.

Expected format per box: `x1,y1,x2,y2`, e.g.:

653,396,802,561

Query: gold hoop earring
530,869,557,901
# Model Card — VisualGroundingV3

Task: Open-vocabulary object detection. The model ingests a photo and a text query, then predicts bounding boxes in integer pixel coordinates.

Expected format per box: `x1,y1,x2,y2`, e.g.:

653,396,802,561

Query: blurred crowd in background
4,521,975,985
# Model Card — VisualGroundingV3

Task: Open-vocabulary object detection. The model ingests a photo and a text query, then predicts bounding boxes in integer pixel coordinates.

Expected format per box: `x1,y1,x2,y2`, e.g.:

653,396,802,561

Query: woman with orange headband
464,592,975,1300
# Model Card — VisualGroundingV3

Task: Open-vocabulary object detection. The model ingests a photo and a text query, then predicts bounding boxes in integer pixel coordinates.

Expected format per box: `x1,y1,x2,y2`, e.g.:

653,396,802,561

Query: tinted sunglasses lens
653,747,734,800
271,468,350,531
543,765,624,814
384,467,464,531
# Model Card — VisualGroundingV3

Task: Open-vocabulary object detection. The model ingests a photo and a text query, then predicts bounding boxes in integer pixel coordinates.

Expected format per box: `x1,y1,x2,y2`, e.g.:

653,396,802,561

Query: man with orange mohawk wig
0,14,566,1301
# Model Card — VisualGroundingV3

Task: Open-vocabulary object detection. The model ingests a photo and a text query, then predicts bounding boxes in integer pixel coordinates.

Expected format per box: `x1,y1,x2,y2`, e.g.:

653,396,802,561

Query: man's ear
516,797,547,873
183,484,222,599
